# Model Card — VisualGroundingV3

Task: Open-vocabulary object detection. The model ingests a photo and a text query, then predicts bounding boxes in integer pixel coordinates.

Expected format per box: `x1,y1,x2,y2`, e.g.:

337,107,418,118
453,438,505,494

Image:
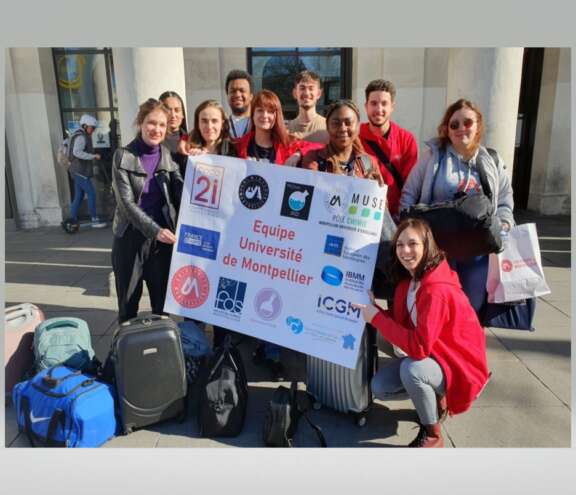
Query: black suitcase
109,315,187,434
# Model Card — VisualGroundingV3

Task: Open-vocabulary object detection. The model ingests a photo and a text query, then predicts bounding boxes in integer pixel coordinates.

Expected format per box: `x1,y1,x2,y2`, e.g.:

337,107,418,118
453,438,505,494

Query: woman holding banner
234,89,322,380
180,99,237,157
111,98,183,323
356,218,490,448
301,99,382,184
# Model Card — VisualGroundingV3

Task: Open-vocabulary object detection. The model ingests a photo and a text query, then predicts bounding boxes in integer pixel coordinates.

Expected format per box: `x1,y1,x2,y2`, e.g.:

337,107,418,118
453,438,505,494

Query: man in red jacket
360,79,418,220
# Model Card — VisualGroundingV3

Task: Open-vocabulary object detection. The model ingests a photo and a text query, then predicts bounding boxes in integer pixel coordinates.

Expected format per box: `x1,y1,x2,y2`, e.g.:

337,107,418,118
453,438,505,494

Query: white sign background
164,155,386,369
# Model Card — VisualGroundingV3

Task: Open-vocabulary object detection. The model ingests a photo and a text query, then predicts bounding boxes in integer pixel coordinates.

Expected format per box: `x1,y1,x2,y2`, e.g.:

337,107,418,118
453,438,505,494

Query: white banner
164,155,386,369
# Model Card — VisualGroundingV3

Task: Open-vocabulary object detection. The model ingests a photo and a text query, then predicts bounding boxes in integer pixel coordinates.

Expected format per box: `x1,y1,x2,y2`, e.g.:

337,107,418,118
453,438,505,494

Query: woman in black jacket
111,98,183,323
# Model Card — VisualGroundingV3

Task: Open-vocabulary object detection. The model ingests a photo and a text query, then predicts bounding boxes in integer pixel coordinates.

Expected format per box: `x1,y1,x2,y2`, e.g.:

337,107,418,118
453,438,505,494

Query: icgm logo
281,182,314,221
238,175,269,210
171,265,210,309
501,259,513,272
316,295,361,320
253,288,282,321
215,277,247,315
348,192,385,221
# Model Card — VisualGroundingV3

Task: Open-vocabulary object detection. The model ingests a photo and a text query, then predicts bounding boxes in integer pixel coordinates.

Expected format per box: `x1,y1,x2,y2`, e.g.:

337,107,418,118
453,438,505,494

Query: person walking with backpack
61,114,107,233
355,218,490,448
399,99,514,317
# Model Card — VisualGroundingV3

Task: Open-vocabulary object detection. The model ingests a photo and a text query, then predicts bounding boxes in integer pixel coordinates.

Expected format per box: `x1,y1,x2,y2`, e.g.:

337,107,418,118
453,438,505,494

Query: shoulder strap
365,140,404,188
291,381,327,447
476,148,496,200
357,154,373,176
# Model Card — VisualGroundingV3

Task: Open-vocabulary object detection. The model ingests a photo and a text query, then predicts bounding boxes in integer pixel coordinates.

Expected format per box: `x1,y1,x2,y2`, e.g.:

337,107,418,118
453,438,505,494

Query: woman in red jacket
234,89,321,380
357,218,489,448
234,89,321,166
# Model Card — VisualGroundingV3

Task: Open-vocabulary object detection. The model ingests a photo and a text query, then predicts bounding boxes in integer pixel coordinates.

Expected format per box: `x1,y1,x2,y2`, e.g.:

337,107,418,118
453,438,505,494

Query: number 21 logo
190,163,224,209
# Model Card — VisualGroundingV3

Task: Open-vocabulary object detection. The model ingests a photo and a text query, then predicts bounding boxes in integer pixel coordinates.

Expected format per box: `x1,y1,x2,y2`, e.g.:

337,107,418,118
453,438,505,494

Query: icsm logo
177,224,220,260
281,182,314,220
215,277,247,315
316,295,361,320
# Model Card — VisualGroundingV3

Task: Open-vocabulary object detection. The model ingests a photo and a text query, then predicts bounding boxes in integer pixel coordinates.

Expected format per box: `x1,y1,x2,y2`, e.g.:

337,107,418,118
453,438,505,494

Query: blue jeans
70,174,97,221
448,255,489,317
371,357,445,425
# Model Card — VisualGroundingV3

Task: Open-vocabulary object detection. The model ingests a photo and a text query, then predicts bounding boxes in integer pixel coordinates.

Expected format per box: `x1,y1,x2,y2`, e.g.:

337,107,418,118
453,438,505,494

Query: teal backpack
34,317,95,372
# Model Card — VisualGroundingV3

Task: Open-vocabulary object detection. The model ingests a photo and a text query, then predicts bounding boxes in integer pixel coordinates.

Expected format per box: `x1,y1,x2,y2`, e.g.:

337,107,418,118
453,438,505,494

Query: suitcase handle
121,314,168,327
42,319,81,331
5,306,35,324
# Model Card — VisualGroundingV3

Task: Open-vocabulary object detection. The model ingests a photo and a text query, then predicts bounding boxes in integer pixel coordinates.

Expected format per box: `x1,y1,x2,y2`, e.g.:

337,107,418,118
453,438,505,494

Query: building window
248,48,352,119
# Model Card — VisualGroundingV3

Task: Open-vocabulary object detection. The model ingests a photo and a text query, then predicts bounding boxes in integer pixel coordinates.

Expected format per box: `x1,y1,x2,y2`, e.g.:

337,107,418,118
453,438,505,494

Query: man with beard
225,70,254,139
360,79,418,220
287,70,329,144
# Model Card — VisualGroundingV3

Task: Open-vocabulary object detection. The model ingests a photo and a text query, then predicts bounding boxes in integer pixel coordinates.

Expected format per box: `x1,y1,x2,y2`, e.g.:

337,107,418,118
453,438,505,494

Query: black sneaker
61,219,79,234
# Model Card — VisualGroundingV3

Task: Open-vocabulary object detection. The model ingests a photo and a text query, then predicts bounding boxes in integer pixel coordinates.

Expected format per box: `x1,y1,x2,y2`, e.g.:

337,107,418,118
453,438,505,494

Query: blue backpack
12,365,118,447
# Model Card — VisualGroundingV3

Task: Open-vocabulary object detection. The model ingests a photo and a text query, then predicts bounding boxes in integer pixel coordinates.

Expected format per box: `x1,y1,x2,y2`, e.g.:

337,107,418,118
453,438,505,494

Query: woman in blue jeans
63,114,107,232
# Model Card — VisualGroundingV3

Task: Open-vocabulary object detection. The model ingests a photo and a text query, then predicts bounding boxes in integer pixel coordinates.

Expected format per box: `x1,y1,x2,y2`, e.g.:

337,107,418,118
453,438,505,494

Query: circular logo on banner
501,259,513,272
171,265,210,308
323,188,349,214
238,175,269,209
254,288,282,321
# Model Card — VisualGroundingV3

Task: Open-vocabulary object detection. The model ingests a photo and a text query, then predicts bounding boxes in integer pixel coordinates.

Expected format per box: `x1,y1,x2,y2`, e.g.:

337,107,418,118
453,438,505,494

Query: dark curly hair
386,218,446,283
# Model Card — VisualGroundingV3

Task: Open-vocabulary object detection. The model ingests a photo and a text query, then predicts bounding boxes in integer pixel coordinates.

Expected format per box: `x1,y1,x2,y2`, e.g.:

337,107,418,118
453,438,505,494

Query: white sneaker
91,218,107,228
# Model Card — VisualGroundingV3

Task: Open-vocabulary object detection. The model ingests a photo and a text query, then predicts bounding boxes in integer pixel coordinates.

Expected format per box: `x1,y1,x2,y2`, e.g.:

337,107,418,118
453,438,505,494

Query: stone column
447,48,524,178
112,48,187,145
5,48,63,228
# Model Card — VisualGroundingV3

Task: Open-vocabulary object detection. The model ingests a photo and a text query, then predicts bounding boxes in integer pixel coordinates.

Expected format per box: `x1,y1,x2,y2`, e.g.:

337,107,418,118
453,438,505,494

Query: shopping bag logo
501,259,513,272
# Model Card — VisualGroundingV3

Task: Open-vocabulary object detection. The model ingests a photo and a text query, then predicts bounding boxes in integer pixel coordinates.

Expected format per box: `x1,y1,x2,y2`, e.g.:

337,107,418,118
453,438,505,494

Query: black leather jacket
111,139,183,239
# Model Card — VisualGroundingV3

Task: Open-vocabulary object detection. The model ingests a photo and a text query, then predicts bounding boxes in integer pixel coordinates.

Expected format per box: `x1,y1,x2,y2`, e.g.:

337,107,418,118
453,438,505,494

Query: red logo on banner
501,260,513,272
171,265,210,308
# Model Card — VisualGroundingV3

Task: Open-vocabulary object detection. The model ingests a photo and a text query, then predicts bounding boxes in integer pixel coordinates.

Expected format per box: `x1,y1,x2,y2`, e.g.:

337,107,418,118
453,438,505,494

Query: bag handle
291,381,327,448
41,319,81,331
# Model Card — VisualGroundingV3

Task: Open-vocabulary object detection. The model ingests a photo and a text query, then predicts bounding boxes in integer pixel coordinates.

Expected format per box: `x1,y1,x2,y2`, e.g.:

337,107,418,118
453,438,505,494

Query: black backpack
197,336,248,437
263,381,326,447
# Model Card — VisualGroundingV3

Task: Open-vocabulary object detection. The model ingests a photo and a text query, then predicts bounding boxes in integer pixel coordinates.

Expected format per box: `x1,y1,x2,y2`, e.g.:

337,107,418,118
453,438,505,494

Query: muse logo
323,188,349,214
281,182,314,221
348,192,385,221
316,295,361,321
238,175,269,210
214,277,247,316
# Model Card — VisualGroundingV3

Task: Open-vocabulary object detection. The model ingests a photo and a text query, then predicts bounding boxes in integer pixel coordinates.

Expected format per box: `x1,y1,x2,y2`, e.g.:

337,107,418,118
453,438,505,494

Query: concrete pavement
3,211,571,447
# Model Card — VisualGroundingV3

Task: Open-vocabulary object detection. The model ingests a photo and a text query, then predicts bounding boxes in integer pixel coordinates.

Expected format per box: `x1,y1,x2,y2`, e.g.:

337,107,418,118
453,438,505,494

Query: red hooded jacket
370,260,489,415
359,122,417,218
234,131,322,164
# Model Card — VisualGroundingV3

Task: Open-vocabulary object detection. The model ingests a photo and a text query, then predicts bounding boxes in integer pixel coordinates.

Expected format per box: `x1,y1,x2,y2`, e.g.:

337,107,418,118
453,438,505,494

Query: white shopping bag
486,223,551,303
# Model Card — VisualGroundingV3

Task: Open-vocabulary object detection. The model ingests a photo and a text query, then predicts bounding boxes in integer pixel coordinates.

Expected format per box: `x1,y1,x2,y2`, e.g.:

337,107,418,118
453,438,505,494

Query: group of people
69,67,514,448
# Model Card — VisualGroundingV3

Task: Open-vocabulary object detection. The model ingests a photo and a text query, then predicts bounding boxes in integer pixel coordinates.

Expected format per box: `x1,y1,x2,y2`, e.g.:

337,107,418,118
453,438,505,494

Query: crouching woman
357,218,489,447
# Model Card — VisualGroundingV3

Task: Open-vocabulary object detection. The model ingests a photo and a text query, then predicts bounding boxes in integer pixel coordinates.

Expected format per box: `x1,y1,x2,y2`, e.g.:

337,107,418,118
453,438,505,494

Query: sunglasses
449,118,476,130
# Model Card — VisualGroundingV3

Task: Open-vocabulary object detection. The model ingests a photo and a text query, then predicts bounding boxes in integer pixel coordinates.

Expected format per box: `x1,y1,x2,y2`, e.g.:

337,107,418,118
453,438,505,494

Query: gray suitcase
305,326,377,426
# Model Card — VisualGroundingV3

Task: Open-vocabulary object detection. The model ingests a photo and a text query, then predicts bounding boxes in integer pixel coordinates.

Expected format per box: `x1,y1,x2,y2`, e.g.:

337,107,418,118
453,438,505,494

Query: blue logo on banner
324,235,344,257
342,334,356,350
286,316,304,335
321,266,343,286
177,224,220,260
215,277,247,314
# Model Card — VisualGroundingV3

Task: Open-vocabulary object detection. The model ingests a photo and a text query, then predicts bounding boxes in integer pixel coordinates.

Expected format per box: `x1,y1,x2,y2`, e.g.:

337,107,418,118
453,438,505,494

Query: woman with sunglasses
356,218,490,448
399,99,514,316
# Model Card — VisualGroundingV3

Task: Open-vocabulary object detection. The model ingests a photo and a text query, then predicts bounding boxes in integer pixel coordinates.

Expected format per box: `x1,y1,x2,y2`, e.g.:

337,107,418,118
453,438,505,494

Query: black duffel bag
401,149,502,259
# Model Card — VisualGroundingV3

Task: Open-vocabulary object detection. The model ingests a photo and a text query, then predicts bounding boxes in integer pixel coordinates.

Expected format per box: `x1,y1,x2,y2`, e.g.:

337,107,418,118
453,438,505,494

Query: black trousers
112,226,173,323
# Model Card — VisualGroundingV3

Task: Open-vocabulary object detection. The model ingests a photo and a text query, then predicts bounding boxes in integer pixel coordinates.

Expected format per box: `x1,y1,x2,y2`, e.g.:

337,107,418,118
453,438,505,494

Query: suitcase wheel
355,414,367,428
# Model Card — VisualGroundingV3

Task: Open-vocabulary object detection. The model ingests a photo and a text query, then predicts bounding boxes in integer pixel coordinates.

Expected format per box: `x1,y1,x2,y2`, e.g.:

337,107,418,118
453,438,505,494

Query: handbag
401,148,502,258
486,223,551,303
372,207,398,300
482,298,536,331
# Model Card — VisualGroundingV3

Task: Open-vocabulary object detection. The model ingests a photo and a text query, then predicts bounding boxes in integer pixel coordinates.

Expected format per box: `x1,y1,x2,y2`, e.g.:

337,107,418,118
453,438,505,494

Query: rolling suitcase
12,365,118,447
5,303,45,401
108,315,187,434
305,326,378,426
